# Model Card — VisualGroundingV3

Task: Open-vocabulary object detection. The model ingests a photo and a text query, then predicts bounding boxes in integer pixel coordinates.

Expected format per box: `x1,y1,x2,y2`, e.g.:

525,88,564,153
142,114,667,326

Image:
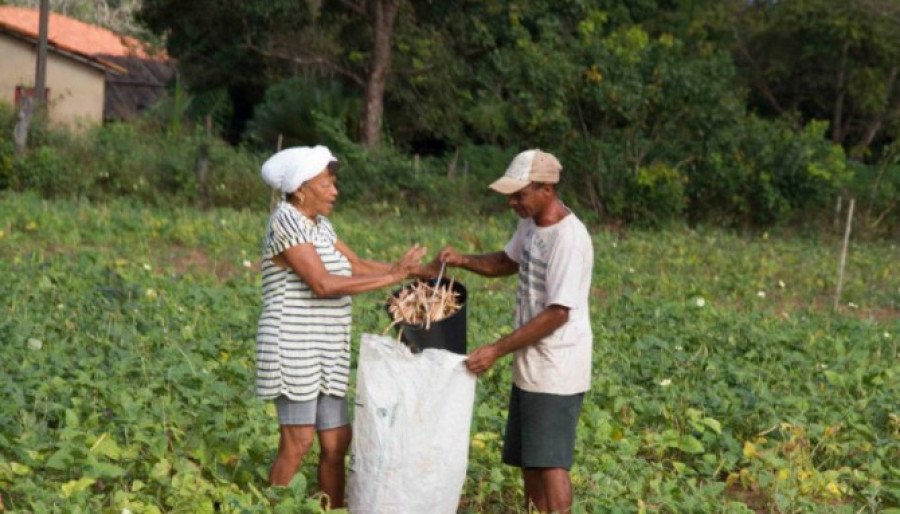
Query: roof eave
0,23,126,74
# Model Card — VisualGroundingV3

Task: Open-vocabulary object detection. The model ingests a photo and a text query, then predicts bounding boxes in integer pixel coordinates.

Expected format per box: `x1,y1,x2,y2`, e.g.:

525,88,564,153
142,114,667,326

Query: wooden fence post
833,195,843,232
195,115,212,209
13,97,31,155
447,148,459,180
833,198,855,311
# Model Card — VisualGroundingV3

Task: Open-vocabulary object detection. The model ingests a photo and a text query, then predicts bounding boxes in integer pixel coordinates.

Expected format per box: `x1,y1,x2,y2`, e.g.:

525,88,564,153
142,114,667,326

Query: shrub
0,140,15,192
0,95,889,235
849,143,900,237
203,140,268,210
312,113,462,214
689,117,851,227
244,78,360,151
560,138,689,227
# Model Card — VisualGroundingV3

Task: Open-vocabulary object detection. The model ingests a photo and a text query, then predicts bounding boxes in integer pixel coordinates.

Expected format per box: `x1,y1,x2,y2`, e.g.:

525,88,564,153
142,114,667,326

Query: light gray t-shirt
503,213,594,395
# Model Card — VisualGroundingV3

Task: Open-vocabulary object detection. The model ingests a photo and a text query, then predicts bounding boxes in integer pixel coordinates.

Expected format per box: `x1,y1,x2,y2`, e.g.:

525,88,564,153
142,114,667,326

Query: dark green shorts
502,385,585,469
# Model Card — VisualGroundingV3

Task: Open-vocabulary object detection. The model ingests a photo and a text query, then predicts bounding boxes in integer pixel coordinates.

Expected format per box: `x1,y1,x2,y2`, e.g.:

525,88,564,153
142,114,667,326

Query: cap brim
488,176,530,195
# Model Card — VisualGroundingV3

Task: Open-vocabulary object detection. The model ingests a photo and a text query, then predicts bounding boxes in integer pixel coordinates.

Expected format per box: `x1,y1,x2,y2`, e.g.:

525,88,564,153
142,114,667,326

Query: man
436,149,594,513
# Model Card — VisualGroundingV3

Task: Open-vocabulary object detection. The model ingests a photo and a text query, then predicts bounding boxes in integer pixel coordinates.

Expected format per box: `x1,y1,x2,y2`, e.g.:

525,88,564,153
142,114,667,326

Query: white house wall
0,33,107,129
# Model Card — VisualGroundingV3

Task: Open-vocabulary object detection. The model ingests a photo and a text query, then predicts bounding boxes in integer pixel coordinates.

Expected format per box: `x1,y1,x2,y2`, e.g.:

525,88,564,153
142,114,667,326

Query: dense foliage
0,104,506,217
130,0,899,230
3,1,898,231
1,102,896,235
1,192,897,512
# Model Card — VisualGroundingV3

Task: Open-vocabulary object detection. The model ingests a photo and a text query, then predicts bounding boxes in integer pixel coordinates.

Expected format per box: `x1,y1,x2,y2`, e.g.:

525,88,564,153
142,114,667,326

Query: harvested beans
387,280,461,330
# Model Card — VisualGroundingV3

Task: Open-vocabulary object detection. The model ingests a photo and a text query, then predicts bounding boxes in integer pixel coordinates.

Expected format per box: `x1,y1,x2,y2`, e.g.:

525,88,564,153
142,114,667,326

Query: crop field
1,191,897,513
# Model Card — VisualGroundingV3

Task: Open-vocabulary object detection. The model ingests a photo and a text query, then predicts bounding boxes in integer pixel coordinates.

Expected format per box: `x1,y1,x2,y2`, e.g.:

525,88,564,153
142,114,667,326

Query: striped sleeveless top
255,201,352,401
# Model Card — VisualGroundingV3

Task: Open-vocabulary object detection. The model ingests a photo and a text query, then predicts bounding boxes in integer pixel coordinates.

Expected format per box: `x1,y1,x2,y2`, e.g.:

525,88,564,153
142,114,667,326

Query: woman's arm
336,239,437,279
276,243,426,297
334,239,391,275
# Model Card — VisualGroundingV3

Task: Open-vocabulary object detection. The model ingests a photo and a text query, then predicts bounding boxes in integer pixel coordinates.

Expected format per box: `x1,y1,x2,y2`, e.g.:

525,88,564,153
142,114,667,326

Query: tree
723,0,900,159
138,0,408,147
358,0,399,147
138,0,299,141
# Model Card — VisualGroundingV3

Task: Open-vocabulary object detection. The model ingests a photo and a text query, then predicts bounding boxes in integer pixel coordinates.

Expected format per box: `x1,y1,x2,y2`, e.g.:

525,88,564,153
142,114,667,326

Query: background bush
0,108,269,210
0,96,894,237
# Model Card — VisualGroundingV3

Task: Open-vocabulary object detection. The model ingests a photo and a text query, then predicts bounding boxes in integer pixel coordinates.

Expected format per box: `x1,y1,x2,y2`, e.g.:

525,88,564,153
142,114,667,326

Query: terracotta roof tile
0,5,166,61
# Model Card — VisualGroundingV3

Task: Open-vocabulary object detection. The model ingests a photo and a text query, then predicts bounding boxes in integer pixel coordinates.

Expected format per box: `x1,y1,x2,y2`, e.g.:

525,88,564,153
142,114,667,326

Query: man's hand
437,246,467,267
465,343,501,376
412,254,443,278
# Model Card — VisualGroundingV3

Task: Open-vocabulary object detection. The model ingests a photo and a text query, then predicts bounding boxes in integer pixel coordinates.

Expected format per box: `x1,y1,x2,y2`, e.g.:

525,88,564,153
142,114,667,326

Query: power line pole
14,0,49,154
34,0,50,114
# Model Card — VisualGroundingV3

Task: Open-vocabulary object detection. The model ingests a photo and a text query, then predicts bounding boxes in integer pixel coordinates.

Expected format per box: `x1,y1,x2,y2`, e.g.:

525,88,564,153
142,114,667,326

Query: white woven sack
348,333,476,514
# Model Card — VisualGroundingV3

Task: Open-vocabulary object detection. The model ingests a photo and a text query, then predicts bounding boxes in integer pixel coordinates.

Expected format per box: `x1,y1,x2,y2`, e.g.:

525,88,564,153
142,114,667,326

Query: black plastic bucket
387,278,467,354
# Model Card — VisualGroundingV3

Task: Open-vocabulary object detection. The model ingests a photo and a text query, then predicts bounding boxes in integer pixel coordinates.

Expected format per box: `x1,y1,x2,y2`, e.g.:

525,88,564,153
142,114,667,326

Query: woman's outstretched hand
391,244,429,279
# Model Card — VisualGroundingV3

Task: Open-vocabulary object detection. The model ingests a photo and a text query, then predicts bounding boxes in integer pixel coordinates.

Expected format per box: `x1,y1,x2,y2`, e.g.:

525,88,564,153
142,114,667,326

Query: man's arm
465,305,569,375
438,247,519,277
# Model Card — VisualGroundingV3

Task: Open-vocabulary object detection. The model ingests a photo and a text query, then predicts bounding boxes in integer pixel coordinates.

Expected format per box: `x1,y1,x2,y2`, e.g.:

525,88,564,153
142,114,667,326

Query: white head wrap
260,145,337,193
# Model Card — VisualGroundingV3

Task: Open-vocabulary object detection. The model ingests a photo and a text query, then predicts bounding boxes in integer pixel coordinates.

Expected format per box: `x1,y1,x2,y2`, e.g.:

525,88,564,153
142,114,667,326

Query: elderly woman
257,145,427,507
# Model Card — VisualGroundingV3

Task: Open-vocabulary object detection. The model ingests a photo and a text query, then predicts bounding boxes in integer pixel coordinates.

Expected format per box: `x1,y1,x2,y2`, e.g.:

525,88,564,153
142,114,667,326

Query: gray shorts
275,394,349,430
502,385,584,469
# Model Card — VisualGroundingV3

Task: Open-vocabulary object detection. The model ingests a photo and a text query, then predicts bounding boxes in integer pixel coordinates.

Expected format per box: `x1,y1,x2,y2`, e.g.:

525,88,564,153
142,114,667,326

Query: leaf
743,441,757,460
90,462,125,478
150,458,171,483
288,472,307,496
10,462,31,475
90,433,123,460
37,275,52,291
659,429,680,448
610,426,624,441
273,498,298,514
823,370,843,386
44,448,72,470
65,408,80,428
678,435,705,454
701,417,722,434
60,477,96,498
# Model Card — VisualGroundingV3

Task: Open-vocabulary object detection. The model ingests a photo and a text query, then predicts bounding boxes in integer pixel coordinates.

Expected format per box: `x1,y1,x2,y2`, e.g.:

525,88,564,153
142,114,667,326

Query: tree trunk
831,41,850,144
359,0,399,148
853,66,898,157
735,38,784,115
